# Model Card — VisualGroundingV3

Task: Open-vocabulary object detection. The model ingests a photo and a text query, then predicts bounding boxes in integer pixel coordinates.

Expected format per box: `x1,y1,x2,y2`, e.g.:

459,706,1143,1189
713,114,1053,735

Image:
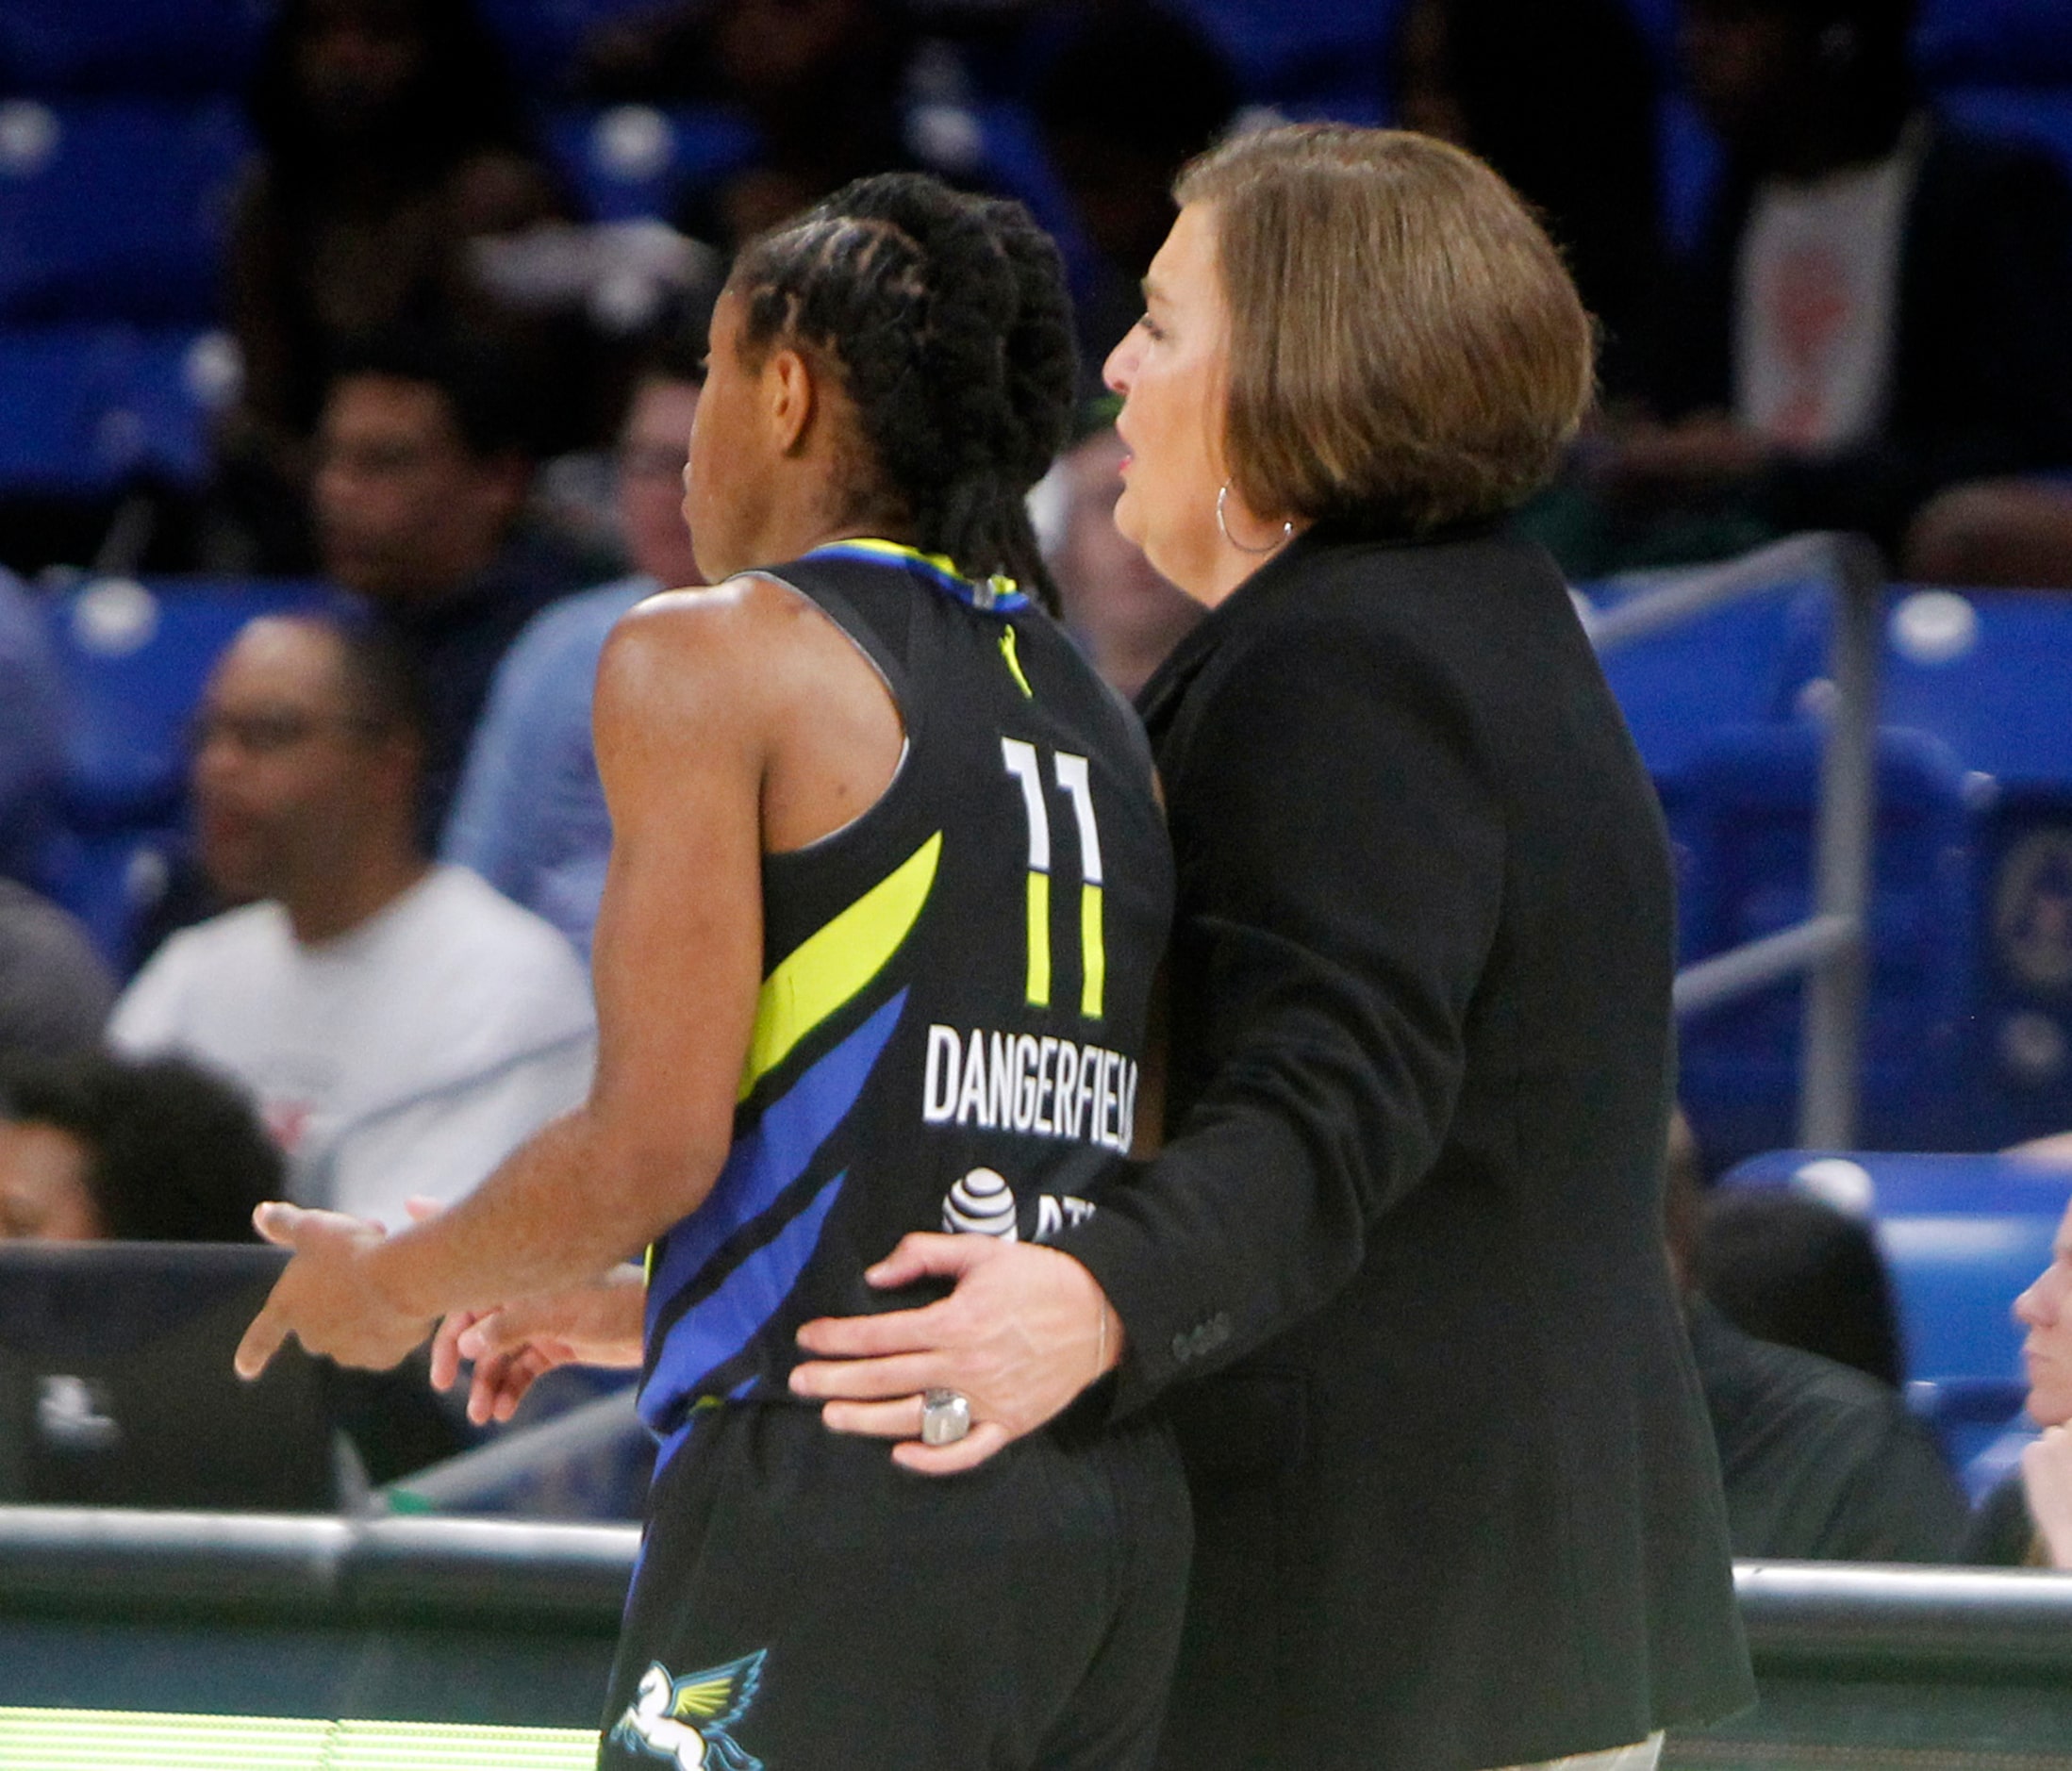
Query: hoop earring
1218,482,1294,555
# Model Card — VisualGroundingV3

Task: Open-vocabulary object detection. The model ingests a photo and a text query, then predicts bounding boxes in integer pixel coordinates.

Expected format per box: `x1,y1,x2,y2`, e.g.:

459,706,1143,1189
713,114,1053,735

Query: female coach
792,124,1755,1771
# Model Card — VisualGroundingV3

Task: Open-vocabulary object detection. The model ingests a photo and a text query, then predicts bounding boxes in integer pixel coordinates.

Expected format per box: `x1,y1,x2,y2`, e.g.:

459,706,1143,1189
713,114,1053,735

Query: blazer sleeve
1057,604,1505,1411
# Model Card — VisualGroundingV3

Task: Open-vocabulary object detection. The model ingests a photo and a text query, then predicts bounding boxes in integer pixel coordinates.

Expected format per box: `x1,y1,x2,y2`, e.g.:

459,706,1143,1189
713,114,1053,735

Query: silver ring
920,1388,972,1446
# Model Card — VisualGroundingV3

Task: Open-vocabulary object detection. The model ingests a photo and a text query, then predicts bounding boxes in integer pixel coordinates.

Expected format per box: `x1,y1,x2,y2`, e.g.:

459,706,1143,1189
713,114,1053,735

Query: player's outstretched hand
236,1201,432,1379
2023,1423,2072,1567
789,1233,1121,1476
430,1265,648,1426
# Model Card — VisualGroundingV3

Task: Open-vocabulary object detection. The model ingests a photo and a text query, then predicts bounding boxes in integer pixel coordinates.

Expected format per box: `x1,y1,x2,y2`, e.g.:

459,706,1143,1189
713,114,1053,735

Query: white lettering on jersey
921,1023,1139,1153
923,1025,961,1122
1034,1193,1099,1241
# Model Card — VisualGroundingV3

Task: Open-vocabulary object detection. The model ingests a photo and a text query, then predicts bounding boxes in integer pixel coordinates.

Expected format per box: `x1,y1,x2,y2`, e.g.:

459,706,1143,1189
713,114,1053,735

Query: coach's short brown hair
1176,124,1595,536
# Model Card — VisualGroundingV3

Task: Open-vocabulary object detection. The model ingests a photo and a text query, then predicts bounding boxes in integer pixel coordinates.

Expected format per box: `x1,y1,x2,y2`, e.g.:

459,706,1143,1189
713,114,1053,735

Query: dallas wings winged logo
608,1651,768,1770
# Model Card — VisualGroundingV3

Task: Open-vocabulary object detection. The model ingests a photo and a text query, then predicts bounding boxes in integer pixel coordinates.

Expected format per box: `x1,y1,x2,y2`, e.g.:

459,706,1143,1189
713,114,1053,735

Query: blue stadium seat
1773,588,2072,1149
1672,723,1981,1163
0,99,250,326
1870,588,2072,793
0,327,235,496
1939,86,2072,187
0,329,136,495
1916,0,2072,89
1721,1150,2068,1477
0,0,266,95
542,106,758,224
39,576,340,968
1586,574,1823,785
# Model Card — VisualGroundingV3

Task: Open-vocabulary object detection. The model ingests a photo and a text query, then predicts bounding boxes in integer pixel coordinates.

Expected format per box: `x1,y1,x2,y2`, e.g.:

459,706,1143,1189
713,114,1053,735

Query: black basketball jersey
638,539,1172,1450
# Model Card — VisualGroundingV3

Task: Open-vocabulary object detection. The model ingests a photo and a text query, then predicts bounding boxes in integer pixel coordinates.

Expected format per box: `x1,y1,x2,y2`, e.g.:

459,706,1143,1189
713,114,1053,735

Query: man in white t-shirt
110,616,595,1229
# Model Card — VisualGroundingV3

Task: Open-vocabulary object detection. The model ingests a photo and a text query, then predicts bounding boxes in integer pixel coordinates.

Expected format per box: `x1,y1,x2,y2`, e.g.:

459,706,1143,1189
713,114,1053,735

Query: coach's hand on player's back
235,1201,436,1377
790,1233,1122,1475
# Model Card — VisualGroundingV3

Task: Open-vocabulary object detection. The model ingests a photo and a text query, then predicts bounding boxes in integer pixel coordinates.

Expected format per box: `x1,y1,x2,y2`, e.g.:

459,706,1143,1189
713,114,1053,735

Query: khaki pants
1498,1730,1666,1771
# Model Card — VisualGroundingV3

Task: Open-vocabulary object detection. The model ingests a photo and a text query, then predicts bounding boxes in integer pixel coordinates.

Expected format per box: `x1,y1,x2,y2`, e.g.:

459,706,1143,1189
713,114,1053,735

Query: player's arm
237,589,773,1377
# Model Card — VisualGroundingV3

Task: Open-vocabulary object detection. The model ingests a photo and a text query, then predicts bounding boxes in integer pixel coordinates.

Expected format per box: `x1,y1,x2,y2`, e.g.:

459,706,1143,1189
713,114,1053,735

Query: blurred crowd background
5,0,2072,1560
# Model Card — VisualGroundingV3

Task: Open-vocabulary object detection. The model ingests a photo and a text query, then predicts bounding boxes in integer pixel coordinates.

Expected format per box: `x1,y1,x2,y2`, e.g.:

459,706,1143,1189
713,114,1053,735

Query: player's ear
766,346,818,456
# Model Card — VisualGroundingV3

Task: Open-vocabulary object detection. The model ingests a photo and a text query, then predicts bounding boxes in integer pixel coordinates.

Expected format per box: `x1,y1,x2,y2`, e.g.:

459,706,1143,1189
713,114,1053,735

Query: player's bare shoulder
595,574,806,751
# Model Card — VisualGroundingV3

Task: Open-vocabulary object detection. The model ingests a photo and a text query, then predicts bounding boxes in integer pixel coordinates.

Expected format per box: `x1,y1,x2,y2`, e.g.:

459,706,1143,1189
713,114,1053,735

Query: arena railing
1583,530,1884,1150
3,1513,2069,1760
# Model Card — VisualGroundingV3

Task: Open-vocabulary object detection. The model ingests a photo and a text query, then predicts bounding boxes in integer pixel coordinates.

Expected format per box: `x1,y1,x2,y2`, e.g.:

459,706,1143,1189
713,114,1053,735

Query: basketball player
235,174,1189,1770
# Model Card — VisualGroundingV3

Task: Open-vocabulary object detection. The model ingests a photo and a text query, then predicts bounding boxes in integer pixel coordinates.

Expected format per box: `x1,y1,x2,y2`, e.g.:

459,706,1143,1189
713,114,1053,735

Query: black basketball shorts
597,1400,1190,1771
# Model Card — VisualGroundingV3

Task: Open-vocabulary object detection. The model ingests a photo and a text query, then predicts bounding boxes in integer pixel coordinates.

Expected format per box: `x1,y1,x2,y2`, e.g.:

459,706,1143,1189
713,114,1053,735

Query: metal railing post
1587,530,1881,1148
1797,535,1883,1148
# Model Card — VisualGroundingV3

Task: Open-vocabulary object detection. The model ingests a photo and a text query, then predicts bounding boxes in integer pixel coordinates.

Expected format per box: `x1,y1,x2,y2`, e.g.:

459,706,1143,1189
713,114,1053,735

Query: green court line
0,1709,599,1771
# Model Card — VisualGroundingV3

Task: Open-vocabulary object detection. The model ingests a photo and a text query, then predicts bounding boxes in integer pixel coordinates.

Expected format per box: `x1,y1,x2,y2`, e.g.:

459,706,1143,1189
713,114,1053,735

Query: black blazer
1061,522,1753,1770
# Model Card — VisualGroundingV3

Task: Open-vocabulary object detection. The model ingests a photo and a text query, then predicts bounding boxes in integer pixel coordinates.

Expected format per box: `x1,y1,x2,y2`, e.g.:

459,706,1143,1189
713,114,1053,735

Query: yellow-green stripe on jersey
738,831,943,1100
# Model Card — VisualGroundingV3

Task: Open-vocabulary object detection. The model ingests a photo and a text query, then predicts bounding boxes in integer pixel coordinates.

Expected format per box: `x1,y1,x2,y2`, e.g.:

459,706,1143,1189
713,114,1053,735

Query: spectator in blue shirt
443,331,705,956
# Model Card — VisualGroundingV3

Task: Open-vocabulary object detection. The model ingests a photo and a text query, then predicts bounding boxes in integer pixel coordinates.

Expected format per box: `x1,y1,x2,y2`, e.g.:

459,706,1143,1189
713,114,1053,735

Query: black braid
729,174,1078,611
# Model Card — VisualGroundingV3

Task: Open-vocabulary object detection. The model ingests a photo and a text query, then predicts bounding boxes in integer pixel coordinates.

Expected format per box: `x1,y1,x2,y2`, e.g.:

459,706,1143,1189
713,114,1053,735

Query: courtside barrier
5,1510,2072,1761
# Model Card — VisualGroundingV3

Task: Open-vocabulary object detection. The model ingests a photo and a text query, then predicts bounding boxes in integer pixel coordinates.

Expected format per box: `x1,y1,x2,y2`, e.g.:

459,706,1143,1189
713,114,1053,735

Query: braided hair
728,174,1078,610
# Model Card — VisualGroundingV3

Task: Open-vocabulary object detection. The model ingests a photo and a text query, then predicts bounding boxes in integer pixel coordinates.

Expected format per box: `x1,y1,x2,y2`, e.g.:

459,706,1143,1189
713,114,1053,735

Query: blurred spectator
0,1043,472,1481
1044,423,1200,699
585,0,924,254
1577,0,2072,571
0,881,115,1066
1667,1116,1968,1560
313,330,608,836
445,329,707,957
0,1051,282,1243
1696,1182,1907,1386
1902,477,2072,588
0,571,63,886
108,615,595,1230
1033,1,1239,379
1963,1186,2072,1566
1390,0,1664,389
215,0,572,571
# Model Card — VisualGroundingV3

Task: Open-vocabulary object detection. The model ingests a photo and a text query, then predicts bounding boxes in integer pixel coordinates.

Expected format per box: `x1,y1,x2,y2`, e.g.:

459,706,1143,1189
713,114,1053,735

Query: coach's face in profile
1103,202,1242,602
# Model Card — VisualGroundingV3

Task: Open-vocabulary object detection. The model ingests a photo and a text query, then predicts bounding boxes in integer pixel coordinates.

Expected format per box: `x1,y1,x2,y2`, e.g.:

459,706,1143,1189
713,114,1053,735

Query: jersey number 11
1001,737,1104,1020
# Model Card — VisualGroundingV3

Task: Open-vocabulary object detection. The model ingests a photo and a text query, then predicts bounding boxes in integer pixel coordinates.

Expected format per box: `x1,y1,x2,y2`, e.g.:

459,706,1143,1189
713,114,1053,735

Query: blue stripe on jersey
638,987,907,1430
648,1374,760,1490
645,988,907,1316
639,1167,849,1432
